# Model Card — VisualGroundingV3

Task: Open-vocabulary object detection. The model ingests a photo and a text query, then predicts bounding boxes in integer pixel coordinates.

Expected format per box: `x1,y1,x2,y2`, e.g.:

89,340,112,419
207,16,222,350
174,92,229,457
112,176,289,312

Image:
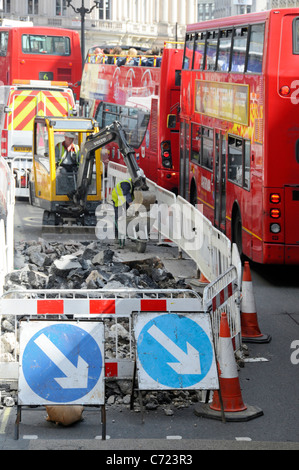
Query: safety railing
87,53,162,67
0,157,15,295
10,156,33,198
203,266,241,352
0,220,7,298
0,288,202,383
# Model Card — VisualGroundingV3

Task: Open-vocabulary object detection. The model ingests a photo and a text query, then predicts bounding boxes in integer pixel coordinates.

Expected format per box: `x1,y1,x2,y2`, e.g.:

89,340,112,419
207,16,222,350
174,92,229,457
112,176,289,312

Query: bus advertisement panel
80,45,183,194
0,26,82,98
180,9,299,264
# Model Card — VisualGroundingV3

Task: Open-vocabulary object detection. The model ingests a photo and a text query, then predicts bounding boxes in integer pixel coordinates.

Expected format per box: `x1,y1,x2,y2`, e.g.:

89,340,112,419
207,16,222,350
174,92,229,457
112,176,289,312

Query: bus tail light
270,208,281,218
270,193,281,204
279,85,291,96
270,223,281,233
161,140,172,168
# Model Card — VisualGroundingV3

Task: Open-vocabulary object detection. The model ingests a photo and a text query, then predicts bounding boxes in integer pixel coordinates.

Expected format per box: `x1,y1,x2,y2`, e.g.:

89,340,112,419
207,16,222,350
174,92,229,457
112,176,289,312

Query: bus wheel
233,210,243,256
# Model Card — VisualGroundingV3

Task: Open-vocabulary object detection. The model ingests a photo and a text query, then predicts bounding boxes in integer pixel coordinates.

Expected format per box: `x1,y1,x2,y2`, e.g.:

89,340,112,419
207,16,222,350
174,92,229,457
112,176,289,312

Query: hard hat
64,132,76,139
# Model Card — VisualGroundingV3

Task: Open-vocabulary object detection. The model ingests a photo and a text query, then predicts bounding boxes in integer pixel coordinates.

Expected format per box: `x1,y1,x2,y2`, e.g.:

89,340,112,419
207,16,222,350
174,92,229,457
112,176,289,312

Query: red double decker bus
0,26,81,97
180,8,299,264
80,44,183,193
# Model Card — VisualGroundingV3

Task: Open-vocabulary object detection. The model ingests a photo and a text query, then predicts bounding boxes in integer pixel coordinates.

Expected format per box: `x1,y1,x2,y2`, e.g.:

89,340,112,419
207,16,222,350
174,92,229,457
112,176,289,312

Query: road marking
235,437,252,441
244,357,269,363
95,435,111,439
166,435,183,440
0,407,11,434
23,435,38,440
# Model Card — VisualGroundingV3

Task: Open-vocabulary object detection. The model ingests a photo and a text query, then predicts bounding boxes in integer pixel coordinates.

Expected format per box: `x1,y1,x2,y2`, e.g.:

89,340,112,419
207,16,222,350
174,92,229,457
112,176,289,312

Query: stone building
0,0,297,53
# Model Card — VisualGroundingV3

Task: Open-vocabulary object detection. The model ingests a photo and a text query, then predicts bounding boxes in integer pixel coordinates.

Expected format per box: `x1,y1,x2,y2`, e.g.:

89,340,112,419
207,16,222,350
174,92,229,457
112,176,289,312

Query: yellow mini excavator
29,116,151,227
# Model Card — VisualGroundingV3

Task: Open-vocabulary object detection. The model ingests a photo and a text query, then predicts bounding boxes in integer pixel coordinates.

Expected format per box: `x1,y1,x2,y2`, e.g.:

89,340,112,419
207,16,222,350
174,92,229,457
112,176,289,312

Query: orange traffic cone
190,269,210,288
194,312,263,422
197,270,210,285
241,261,271,343
210,312,247,413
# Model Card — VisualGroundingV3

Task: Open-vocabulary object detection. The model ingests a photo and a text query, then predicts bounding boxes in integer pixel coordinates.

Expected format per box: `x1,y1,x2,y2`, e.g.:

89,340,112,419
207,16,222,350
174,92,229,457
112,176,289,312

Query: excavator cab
29,116,102,226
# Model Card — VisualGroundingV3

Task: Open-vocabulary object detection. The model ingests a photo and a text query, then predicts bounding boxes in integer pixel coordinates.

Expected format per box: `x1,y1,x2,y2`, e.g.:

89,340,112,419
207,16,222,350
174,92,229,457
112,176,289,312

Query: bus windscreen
21,34,71,56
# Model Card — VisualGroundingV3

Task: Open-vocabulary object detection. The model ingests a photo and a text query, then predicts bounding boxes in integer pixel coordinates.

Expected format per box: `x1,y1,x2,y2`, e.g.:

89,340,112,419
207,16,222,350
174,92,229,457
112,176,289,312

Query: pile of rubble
106,381,200,415
1,239,200,412
5,239,190,292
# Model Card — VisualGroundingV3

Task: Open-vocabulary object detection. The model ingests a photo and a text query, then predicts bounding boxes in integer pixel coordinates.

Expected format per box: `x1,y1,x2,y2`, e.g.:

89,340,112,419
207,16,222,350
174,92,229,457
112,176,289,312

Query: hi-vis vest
57,142,80,166
111,179,133,207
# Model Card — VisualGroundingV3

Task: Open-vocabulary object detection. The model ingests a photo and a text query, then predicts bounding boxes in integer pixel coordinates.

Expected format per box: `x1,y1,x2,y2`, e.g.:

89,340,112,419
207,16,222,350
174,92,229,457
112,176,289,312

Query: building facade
1,0,197,51
0,0,298,53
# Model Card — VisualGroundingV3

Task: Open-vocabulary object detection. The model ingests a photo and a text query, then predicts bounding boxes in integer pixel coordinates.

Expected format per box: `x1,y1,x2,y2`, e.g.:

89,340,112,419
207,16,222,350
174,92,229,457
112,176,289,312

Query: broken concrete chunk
52,255,82,277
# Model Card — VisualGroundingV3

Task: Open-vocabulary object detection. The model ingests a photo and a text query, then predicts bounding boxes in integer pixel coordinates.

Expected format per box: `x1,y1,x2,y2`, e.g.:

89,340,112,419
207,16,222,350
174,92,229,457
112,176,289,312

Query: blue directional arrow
22,323,102,403
137,314,214,388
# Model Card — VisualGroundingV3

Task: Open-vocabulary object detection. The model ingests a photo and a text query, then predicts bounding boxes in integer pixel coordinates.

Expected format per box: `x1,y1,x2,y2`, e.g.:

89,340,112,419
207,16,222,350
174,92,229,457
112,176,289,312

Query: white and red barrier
203,266,241,352
0,157,15,295
10,156,33,198
0,288,202,381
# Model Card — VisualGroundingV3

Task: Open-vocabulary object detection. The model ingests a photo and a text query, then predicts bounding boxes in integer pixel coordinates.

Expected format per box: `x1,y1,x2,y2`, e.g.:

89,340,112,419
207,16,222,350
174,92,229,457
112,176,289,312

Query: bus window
217,30,232,71
293,18,299,53
121,106,150,148
194,32,205,70
231,27,248,73
247,24,264,72
202,127,213,170
0,31,8,56
183,33,195,69
244,140,251,189
228,136,243,186
22,34,71,56
97,103,119,127
191,124,201,164
95,101,150,149
205,31,218,71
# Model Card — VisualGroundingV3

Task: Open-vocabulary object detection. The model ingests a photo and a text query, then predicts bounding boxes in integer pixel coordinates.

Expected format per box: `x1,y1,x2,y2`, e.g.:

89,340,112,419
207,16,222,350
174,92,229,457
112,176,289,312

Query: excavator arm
70,120,148,207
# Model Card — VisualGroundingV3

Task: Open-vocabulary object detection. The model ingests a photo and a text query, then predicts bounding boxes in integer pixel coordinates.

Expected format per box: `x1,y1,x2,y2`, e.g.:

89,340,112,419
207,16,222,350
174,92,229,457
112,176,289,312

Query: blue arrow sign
21,323,103,403
136,313,216,389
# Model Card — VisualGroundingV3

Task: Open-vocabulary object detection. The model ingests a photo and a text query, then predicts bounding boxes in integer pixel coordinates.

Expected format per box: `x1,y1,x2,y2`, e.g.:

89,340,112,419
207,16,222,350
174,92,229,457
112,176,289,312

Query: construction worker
55,132,80,172
111,178,135,239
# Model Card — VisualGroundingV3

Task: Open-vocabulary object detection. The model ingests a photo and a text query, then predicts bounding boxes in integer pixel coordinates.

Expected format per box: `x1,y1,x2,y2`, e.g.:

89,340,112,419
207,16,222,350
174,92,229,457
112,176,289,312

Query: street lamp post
66,0,100,68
